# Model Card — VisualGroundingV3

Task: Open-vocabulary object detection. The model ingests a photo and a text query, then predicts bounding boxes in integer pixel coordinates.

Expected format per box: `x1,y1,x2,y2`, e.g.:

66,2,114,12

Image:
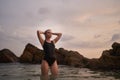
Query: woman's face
45,30,52,39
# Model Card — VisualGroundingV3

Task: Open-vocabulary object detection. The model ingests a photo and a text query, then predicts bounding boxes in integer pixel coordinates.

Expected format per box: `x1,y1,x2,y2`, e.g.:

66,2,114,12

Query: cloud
94,34,102,39
0,0,120,58
0,25,3,32
63,40,108,49
0,25,38,45
111,33,120,41
72,14,92,24
118,20,120,24
61,34,75,41
38,7,50,15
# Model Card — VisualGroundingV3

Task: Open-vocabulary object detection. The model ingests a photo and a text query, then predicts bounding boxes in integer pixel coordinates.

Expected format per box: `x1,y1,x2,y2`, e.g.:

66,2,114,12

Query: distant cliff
0,42,120,70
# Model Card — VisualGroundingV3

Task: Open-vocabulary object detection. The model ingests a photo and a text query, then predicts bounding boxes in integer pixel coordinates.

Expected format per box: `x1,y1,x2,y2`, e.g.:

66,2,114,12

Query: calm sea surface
0,63,120,80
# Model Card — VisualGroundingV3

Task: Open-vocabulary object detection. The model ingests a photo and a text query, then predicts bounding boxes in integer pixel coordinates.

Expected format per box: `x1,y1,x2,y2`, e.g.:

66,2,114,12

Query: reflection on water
0,63,120,80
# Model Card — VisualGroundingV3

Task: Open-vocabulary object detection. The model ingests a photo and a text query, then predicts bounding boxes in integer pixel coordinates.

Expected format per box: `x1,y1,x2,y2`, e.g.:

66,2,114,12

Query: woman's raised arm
37,30,44,46
52,32,62,44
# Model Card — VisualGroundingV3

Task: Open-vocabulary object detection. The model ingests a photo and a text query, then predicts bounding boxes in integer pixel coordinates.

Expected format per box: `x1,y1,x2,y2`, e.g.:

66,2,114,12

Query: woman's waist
44,53,56,58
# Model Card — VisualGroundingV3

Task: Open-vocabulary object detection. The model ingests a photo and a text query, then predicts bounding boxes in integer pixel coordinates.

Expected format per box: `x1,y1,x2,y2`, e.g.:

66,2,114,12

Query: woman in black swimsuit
37,29,62,79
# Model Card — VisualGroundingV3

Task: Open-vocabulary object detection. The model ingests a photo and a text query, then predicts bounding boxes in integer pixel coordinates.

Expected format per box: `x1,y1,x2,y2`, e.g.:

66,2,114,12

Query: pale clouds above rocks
0,0,120,57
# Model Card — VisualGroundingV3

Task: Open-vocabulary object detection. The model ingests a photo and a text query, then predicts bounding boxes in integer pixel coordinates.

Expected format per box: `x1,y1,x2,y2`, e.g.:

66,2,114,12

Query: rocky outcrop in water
111,42,120,56
19,43,44,63
0,42,120,70
19,43,88,67
0,49,19,63
86,42,120,70
55,48,88,67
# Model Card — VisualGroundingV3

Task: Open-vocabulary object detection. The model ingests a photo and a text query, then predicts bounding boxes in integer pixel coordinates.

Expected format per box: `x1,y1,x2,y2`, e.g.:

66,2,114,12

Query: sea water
0,63,120,80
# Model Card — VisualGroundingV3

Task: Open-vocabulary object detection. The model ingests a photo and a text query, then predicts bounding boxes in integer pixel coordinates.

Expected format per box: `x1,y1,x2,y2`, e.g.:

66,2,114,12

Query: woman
37,29,62,79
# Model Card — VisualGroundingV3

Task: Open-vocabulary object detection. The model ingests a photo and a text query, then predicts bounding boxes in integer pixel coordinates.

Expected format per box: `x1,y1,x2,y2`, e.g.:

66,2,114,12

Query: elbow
59,33,62,37
37,30,39,34
60,33,62,36
37,30,39,33
37,30,39,36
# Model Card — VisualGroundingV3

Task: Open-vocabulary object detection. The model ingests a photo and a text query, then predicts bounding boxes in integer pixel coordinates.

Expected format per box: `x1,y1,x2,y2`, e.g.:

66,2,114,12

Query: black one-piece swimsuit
43,40,56,66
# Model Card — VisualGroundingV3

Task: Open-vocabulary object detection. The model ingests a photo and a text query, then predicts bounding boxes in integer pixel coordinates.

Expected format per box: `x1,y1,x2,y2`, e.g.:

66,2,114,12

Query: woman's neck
45,38,51,42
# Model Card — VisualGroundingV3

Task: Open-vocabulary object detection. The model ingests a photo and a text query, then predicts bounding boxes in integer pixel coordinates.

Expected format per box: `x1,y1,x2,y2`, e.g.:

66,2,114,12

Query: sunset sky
0,0,120,58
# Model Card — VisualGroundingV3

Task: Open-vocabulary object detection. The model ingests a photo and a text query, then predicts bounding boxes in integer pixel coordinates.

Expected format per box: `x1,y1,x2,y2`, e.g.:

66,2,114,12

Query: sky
0,0,120,58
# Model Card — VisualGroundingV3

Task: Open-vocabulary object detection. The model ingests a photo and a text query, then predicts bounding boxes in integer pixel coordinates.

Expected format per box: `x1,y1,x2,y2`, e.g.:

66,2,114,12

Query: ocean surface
0,63,120,80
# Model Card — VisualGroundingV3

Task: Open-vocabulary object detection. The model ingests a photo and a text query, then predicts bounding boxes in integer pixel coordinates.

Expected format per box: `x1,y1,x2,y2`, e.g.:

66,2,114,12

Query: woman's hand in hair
37,30,44,34
52,32,62,44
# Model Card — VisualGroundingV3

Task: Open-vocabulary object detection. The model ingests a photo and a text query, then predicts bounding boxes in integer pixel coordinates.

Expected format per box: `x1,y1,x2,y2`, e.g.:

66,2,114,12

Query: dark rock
112,42,120,49
1,42,120,70
85,58,100,69
86,42,120,70
0,49,18,63
98,50,120,69
56,48,88,67
19,44,89,67
19,43,44,63
112,42,120,56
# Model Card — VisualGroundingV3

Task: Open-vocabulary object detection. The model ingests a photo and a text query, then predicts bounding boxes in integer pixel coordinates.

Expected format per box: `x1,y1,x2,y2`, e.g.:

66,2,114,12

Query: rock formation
19,43,44,63
55,48,88,67
0,42,120,70
86,42,120,70
0,49,18,63
19,43,88,67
